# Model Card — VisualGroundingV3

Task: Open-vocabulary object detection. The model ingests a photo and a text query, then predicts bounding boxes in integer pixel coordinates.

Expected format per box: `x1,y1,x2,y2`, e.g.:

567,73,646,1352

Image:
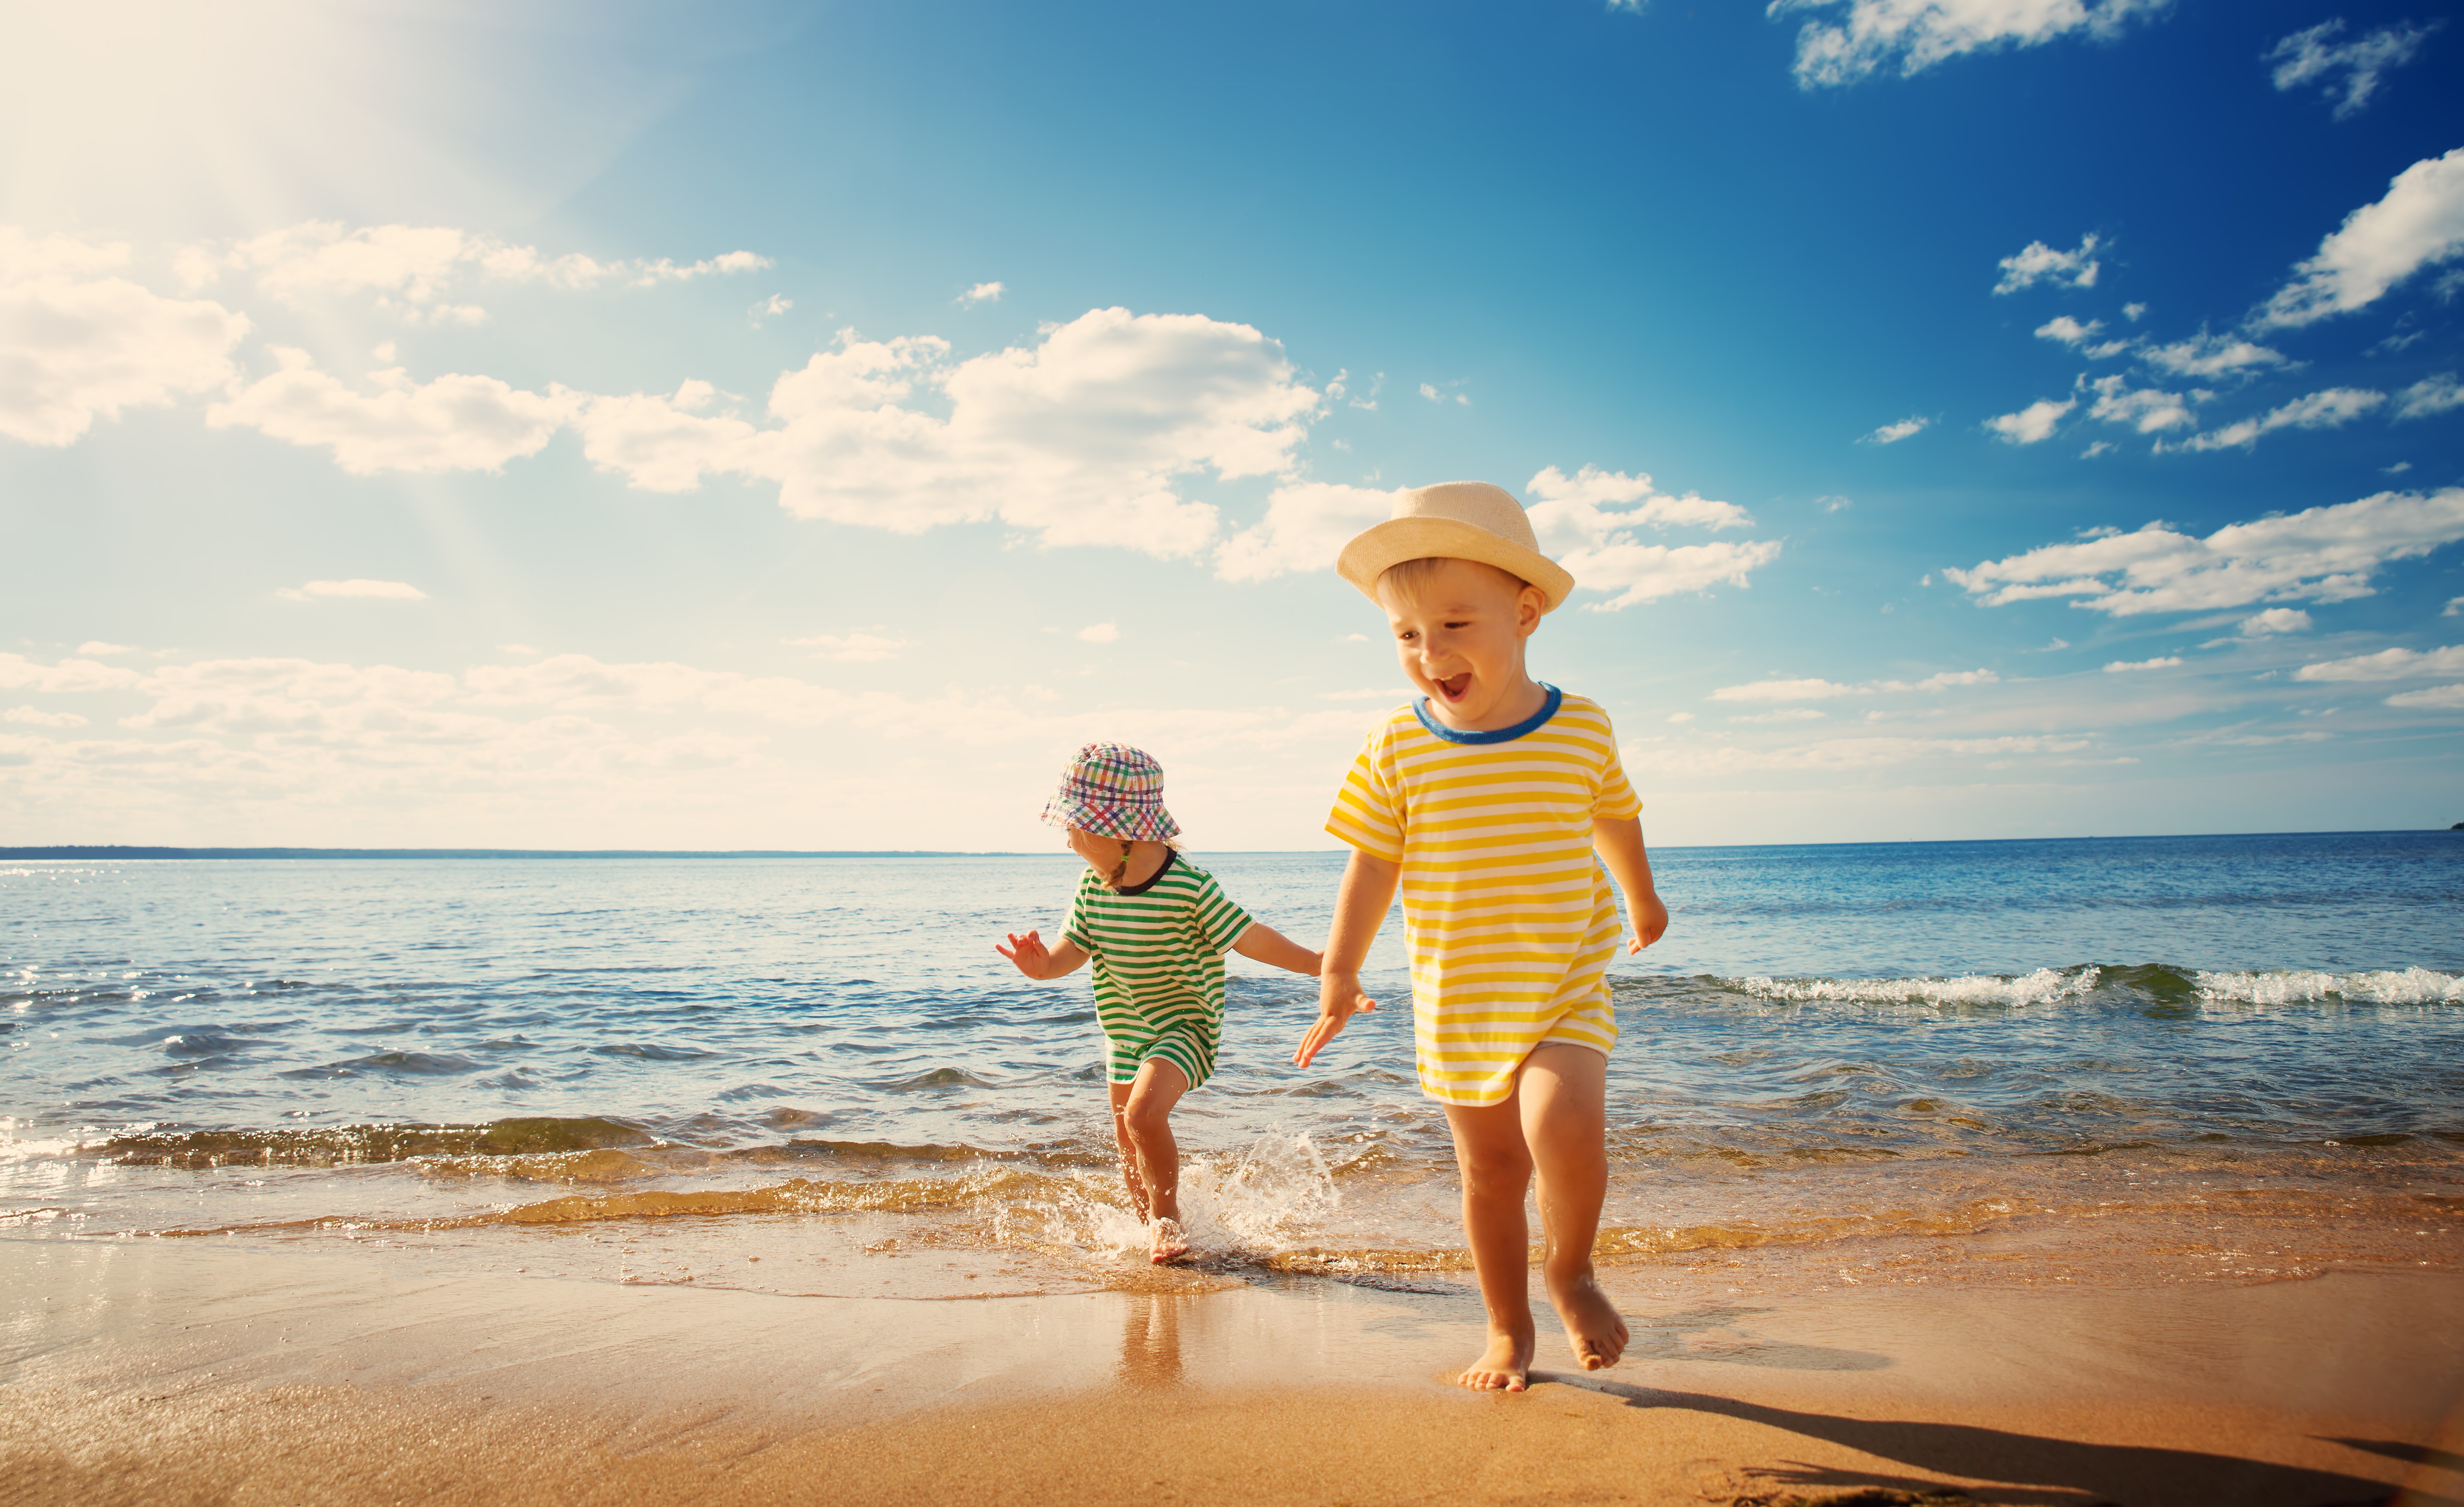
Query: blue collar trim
1413,682,1562,745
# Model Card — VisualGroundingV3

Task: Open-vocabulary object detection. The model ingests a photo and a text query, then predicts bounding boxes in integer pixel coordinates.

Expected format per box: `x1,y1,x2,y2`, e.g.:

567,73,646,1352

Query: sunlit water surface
6,833,2460,1297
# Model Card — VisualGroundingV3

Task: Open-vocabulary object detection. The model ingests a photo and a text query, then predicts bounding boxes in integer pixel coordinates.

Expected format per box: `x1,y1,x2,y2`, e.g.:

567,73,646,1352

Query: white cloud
2386,683,2464,709
177,222,768,321
4,706,87,727
2171,386,2386,452
1993,234,2102,294
75,641,136,656
1986,396,2074,444
2448,596,2464,617
2396,372,2464,419
2139,331,2290,379
209,348,579,475
1713,676,1862,703
583,310,1315,560
2103,655,2183,672
1860,415,1928,443
2238,608,2313,636
571,382,759,492
751,294,793,325
2081,440,2115,458
1818,495,1854,512
1214,481,1404,583
1732,707,1829,723
0,228,252,446
2085,373,2202,433
1518,466,1774,611
0,652,143,693
1947,486,2464,616
2034,316,2106,347
275,578,428,602
2260,148,2464,326
788,633,907,662
1526,465,1753,546
959,282,1005,305
1774,0,2167,88
0,647,1402,848
1076,623,1119,644
2293,644,2464,681
1562,539,1785,611
2266,19,2439,119
1710,667,1996,701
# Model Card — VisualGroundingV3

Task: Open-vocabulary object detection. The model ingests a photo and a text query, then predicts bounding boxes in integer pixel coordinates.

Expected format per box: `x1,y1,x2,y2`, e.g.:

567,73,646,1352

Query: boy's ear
1516,583,1546,636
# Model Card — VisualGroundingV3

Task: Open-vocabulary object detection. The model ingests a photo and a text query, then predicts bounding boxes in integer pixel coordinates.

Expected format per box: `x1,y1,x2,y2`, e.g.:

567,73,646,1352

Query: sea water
4,833,2460,1297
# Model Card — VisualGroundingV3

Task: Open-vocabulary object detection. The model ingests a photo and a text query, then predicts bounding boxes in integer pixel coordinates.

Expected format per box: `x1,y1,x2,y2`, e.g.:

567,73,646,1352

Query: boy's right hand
1292,970,1377,1069
995,930,1051,979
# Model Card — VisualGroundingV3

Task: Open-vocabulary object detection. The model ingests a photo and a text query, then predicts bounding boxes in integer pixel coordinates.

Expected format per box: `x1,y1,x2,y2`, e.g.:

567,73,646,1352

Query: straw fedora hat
1335,481,1577,613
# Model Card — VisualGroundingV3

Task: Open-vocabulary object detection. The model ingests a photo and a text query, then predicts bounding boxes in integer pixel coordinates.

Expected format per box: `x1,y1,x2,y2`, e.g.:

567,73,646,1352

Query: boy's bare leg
1106,1081,1150,1218
1520,1042,1627,1371
1441,1097,1538,1391
1120,1058,1191,1263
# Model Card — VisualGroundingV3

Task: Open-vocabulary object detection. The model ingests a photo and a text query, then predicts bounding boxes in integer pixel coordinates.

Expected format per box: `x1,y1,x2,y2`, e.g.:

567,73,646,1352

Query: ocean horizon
6,825,2461,860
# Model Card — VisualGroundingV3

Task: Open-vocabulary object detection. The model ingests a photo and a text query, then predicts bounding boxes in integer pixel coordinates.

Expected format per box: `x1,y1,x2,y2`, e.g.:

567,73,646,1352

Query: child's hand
1626,889,1669,954
1292,970,1377,1069
996,930,1054,979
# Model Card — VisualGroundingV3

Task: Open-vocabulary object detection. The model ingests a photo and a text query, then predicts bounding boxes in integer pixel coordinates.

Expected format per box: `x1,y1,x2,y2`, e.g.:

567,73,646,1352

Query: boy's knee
1457,1148,1531,1199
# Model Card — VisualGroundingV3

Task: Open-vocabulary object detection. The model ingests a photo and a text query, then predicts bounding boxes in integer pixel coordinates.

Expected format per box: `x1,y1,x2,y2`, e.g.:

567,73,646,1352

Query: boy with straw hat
1293,481,1668,1390
998,742,1322,1264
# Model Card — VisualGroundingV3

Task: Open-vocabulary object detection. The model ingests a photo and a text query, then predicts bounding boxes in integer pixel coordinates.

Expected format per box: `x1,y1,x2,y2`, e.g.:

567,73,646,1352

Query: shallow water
5,833,2461,1296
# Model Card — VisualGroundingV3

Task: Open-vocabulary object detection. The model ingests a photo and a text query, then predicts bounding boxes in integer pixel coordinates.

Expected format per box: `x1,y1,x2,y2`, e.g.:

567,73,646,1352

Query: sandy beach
6,1234,2459,1507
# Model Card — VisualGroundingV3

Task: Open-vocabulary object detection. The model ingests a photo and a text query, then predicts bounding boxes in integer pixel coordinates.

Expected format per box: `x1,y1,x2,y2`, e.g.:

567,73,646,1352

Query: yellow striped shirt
1324,685,1642,1106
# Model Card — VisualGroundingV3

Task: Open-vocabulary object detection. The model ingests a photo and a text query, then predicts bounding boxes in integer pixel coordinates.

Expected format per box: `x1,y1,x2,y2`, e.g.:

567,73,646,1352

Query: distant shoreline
1,830,2454,860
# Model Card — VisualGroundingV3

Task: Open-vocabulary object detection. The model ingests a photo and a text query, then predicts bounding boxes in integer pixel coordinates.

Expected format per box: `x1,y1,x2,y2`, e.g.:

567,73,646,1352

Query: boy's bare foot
1547,1272,1628,1371
1149,1218,1190,1265
1457,1330,1533,1391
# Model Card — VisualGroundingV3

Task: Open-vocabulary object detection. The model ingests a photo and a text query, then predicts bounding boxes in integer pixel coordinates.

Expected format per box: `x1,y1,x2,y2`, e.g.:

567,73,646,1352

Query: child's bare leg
1120,1058,1191,1262
1107,1081,1150,1217
1520,1042,1627,1371
1441,1098,1538,1391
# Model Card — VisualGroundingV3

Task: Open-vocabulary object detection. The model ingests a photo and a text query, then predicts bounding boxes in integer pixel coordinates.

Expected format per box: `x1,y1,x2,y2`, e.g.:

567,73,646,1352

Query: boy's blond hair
1375,556,1533,602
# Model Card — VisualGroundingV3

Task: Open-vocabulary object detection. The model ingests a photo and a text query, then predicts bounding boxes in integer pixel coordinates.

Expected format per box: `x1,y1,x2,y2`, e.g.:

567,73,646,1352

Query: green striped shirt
1062,853,1253,1089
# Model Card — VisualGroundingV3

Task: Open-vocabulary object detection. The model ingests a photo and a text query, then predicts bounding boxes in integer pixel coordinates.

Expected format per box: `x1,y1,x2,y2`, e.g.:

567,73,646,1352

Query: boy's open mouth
1434,673,1472,700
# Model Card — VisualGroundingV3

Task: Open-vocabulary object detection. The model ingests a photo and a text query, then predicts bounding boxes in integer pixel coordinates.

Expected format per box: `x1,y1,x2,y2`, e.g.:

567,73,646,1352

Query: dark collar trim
1114,848,1179,896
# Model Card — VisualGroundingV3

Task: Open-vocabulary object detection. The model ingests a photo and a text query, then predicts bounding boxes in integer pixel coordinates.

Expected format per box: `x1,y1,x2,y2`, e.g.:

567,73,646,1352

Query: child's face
1063,825,1127,871
1376,558,1546,730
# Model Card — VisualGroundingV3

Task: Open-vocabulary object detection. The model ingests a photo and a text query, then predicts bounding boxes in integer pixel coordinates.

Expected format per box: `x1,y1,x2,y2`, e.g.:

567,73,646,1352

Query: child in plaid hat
997,742,1322,1264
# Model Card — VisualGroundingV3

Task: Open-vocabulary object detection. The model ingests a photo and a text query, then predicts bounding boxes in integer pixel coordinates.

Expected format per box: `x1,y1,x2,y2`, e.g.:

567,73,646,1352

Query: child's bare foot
1457,1330,1533,1391
1149,1217,1190,1265
1547,1272,1628,1371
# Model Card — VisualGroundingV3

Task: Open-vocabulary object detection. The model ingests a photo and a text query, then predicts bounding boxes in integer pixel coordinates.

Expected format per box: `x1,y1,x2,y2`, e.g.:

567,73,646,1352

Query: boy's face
1375,558,1546,730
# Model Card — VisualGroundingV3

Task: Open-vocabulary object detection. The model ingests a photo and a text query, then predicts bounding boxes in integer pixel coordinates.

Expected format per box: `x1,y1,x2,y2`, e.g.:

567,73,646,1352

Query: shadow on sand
1538,1376,2457,1507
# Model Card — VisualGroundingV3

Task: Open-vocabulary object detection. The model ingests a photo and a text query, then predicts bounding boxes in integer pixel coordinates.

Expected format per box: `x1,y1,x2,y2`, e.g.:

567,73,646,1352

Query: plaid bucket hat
1039,742,1182,843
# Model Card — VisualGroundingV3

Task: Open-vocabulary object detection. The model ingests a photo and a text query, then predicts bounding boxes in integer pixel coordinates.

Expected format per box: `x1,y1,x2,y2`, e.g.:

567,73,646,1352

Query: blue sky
3,0,2461,850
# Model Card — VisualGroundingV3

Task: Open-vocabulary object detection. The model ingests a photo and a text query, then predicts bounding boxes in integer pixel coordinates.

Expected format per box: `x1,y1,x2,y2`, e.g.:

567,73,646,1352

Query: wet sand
4,1237,2461,1506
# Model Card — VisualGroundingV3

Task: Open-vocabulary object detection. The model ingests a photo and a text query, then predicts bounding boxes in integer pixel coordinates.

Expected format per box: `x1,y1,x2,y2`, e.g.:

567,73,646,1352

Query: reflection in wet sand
1118,1295,1185,1386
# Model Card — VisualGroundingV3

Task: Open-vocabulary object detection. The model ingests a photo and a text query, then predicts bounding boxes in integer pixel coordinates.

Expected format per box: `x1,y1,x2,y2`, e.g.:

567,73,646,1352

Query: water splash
1736,967,2100,1007
2195,967,2464,1006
